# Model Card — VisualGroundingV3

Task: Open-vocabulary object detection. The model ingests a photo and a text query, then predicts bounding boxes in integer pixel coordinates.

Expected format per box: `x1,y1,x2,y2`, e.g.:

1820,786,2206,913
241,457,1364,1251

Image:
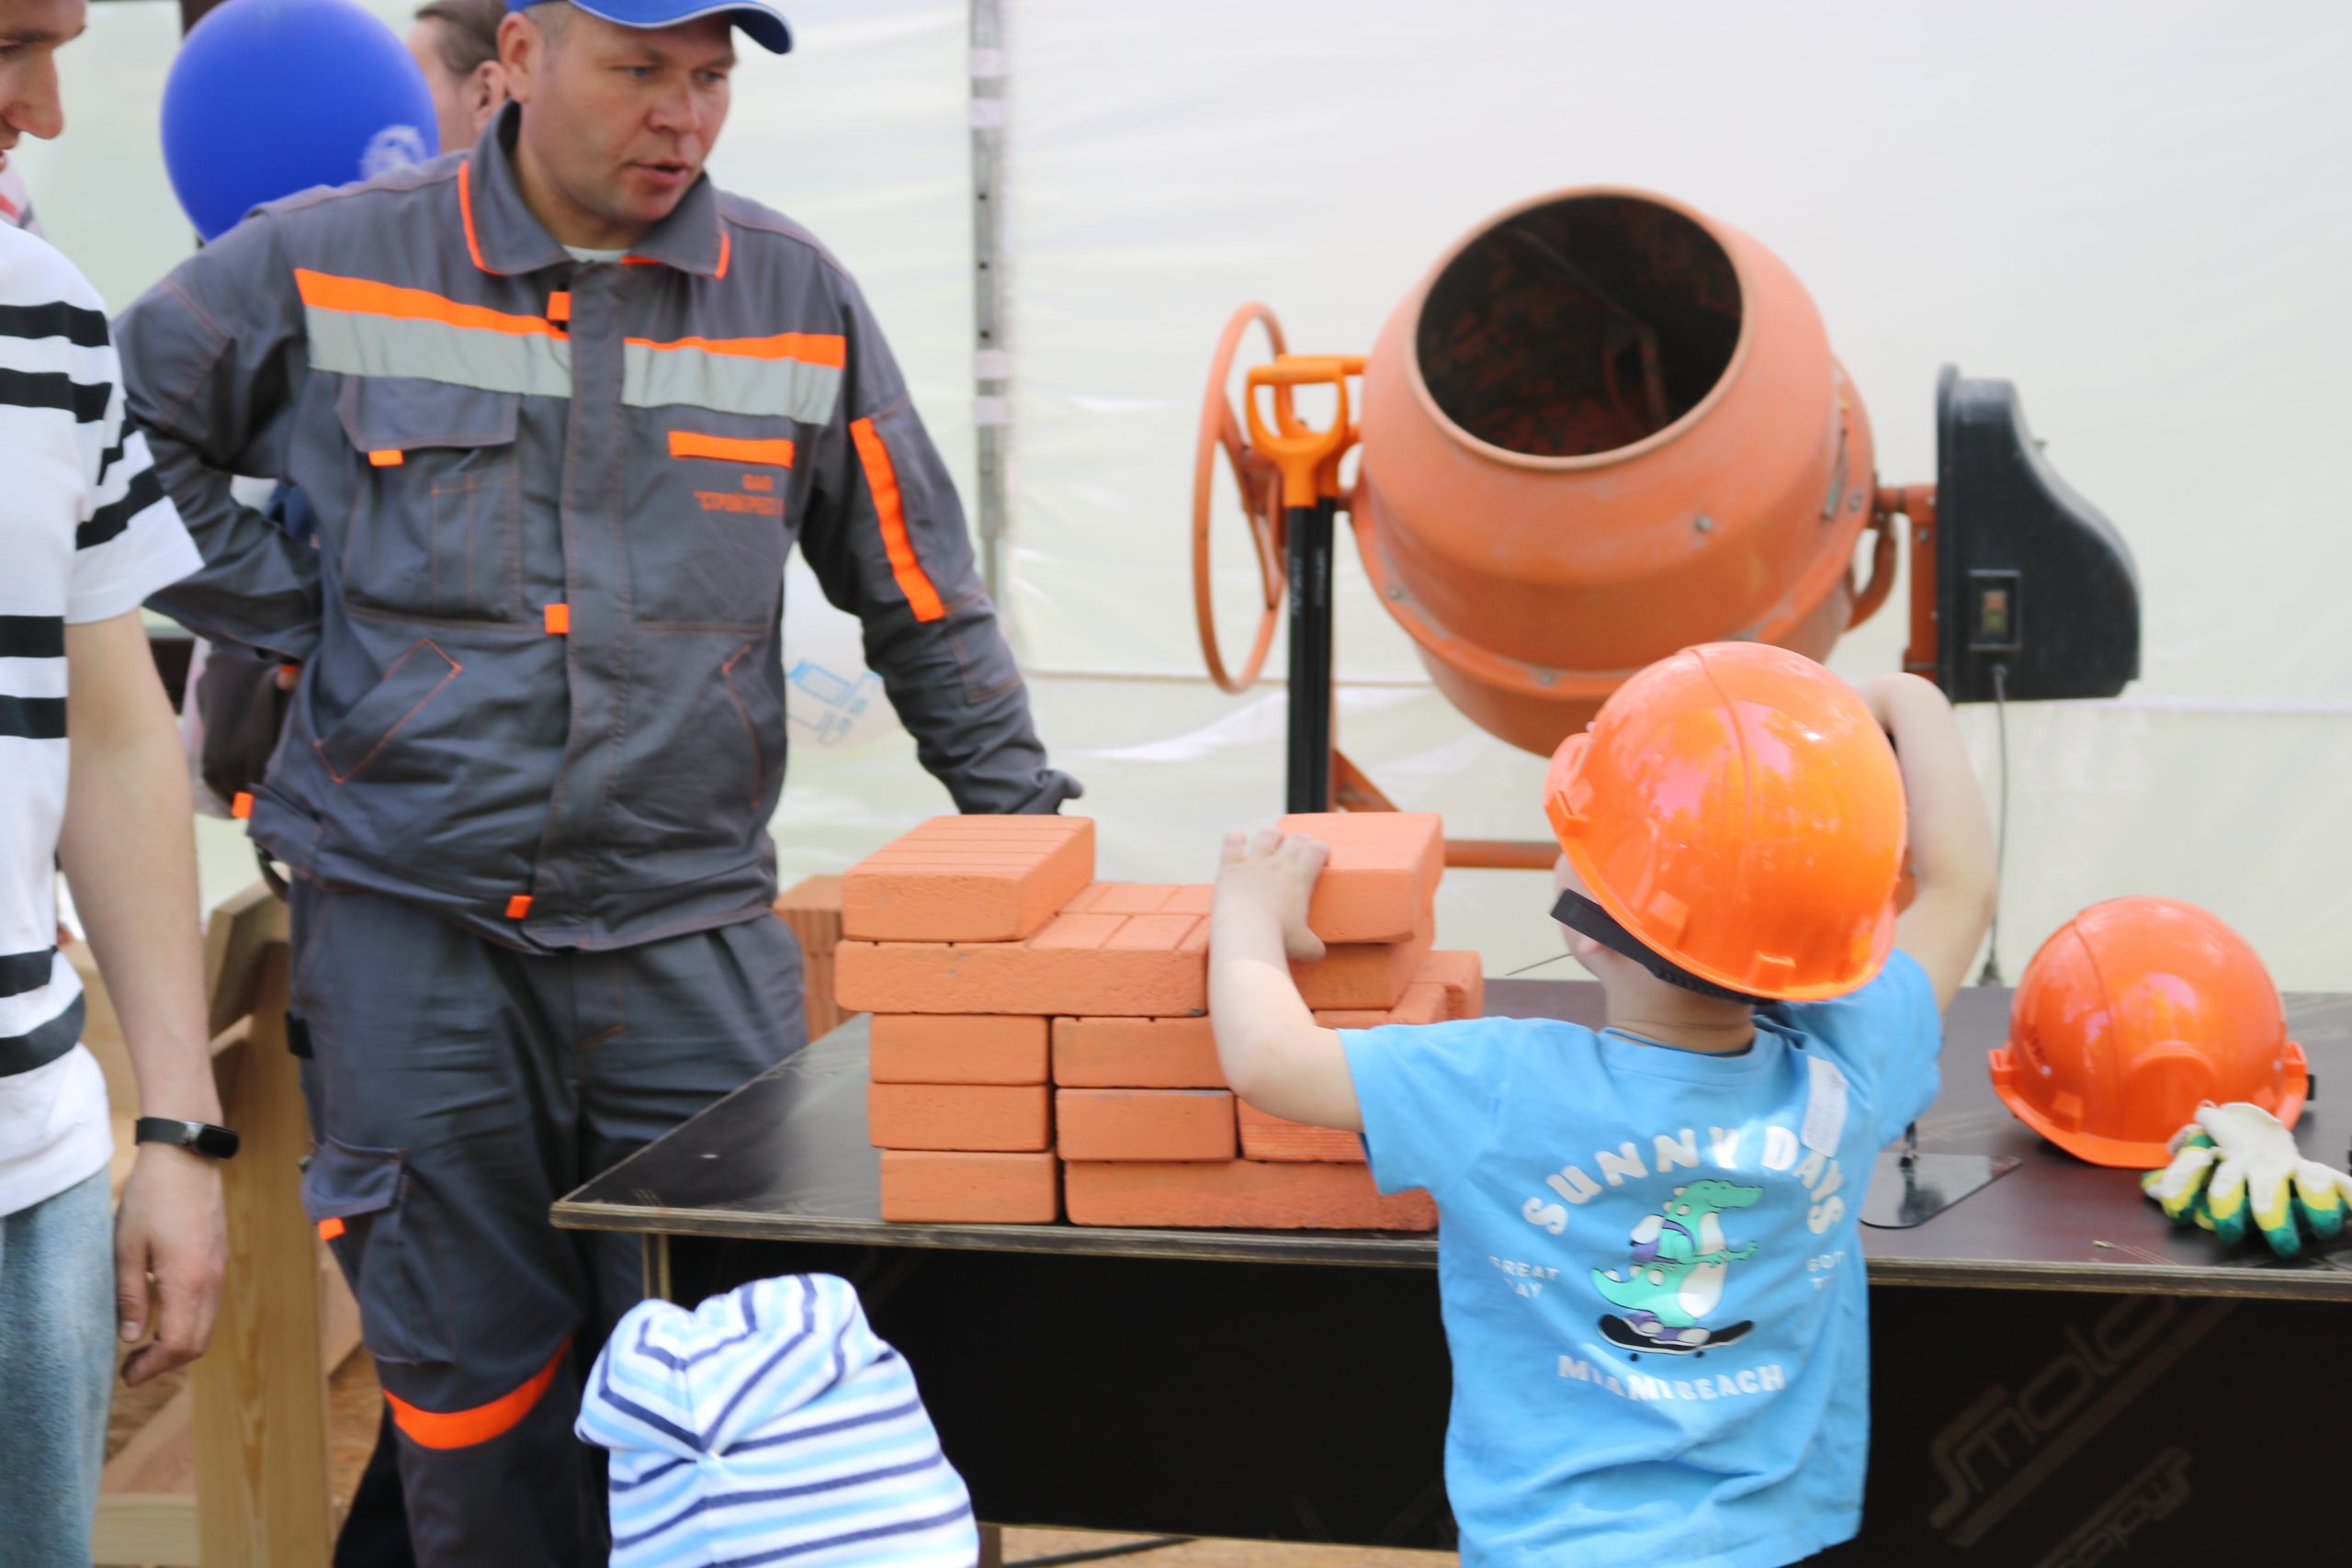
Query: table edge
553,1201,2352,1300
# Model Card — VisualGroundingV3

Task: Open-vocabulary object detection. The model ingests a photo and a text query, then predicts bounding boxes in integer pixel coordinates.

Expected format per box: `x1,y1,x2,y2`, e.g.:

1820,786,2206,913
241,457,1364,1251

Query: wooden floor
302,1352,1453,1567
103,1342,1452,1565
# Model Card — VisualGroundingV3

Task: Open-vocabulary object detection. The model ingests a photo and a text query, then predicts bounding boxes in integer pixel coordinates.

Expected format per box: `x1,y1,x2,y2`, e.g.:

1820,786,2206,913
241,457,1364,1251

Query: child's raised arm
1862,673,1999,1010
1208,829,1363,1132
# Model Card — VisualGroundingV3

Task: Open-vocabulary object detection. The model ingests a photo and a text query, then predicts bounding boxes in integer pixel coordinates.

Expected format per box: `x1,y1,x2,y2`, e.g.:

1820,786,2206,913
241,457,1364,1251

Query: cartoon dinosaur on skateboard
1593,1178,1763,1355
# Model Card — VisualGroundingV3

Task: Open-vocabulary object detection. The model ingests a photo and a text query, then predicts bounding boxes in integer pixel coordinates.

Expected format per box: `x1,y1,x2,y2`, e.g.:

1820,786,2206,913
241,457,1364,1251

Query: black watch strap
134,1116,242,1161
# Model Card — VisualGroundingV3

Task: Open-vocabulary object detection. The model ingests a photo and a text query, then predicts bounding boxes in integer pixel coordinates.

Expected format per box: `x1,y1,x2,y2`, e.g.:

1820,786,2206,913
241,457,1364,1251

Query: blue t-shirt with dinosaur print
1341,951,1941,1568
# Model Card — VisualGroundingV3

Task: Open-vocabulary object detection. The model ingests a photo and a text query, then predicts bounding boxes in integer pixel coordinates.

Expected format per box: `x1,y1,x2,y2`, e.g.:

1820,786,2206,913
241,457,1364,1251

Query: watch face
192,1123,242,1160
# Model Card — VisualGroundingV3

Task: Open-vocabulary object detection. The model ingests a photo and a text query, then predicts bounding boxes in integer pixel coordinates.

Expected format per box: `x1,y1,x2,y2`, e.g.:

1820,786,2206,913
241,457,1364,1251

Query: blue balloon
162,0,439,241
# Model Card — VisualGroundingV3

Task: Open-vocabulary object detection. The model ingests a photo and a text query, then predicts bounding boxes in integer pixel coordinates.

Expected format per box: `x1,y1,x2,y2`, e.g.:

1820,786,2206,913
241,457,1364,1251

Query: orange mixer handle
1246,355,1367,509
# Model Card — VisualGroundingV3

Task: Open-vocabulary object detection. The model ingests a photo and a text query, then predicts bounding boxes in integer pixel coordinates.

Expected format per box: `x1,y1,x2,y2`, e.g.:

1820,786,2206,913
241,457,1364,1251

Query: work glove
2141,1101,2352,1257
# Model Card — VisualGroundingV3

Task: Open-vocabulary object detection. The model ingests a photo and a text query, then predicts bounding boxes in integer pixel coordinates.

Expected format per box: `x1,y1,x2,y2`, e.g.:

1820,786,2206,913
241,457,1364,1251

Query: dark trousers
290,879,804,1568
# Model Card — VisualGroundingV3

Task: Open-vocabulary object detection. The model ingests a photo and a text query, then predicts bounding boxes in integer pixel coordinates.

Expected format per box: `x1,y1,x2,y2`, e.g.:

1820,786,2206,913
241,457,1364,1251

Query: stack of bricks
773,876,854,1041
842,812,1483,1233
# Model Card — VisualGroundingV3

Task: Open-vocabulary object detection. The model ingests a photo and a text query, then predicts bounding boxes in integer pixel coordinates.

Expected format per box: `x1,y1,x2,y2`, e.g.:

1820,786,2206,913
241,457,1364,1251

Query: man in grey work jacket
116,2,1078,1561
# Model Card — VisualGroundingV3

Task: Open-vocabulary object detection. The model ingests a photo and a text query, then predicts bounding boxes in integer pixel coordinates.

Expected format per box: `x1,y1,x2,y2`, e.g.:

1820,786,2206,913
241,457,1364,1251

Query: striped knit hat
577,1274,977,1567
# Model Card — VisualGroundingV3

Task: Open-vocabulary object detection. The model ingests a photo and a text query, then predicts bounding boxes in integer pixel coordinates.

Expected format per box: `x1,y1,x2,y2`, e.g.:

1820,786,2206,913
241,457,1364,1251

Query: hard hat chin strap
1549,889,1764,1005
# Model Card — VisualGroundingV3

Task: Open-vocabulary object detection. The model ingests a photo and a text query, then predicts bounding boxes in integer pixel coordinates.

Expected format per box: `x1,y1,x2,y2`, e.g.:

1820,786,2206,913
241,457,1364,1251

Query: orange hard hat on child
1544,643,1906,1003
1990,897,2306,1168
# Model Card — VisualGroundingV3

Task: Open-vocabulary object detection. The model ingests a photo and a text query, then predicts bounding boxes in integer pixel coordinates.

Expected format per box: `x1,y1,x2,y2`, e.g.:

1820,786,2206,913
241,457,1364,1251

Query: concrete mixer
1193,187,2140,863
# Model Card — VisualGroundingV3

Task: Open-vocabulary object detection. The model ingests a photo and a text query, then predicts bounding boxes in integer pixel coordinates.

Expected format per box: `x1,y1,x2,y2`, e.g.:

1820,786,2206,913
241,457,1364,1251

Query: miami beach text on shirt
1558,1355,1790,1404
1519,1122,1851,1237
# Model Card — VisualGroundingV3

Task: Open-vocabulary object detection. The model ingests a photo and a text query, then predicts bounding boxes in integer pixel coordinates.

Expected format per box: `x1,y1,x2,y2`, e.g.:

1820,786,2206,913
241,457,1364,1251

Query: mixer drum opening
1416,195,1743,458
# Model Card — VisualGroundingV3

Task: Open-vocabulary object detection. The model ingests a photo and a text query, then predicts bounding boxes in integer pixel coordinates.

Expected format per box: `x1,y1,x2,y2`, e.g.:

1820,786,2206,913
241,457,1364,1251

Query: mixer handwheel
1193,302,1289,694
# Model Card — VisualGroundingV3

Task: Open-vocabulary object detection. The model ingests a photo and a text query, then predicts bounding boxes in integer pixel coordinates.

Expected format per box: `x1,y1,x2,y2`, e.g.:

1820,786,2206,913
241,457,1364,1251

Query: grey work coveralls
117,107,1077,1564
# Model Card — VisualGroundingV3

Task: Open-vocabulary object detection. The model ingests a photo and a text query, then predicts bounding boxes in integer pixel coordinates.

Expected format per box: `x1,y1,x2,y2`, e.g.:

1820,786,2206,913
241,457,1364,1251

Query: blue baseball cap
507,0,792,55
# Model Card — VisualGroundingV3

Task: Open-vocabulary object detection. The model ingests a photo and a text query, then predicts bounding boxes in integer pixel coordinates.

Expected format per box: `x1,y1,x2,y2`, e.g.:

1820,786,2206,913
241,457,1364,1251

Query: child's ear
1555,919,1602,961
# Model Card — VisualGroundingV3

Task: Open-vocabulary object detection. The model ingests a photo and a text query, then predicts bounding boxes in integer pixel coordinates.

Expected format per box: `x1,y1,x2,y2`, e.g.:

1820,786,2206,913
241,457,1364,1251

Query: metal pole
1284,499,1335,813
969,0,1011,602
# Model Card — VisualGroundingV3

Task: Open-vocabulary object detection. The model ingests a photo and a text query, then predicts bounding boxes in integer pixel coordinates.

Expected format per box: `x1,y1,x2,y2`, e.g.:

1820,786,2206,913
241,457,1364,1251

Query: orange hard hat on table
1991,897,2306,1168
1543,643,1907,1003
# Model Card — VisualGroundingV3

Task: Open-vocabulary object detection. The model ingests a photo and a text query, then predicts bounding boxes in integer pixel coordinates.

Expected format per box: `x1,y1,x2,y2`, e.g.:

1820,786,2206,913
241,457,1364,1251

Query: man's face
0,0,85,166
502,6,734,248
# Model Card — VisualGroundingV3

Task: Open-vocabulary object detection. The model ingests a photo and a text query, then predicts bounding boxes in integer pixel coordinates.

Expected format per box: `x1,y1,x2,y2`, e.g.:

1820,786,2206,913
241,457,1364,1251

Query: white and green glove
2142,1102,2352,1257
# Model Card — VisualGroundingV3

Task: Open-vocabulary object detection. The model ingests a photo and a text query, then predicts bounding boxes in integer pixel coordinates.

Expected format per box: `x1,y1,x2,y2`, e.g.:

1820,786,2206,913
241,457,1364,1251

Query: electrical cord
1975,663,2010,987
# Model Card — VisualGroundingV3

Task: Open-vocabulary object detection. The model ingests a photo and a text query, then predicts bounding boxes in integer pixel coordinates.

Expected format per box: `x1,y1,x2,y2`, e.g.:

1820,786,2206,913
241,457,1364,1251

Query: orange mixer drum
1353,187,1881,756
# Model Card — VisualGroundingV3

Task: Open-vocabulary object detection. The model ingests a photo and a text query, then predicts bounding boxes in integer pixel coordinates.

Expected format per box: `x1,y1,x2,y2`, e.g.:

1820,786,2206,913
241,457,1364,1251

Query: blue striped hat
578,1274,977,1567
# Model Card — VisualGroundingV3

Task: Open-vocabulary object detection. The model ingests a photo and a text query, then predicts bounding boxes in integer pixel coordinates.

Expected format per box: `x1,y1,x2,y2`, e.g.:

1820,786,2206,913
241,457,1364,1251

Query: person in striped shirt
0,6,229,1562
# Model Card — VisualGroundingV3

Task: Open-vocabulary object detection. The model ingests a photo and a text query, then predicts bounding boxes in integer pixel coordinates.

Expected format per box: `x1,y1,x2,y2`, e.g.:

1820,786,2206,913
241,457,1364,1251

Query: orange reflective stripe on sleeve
667,431,794,467
384,1335,572,1451
317,1216,345,1241
849,417,946,623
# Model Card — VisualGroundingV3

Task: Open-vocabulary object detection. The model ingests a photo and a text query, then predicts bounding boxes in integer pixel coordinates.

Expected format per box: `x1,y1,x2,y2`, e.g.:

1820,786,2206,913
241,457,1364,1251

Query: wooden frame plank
191,936,334,1564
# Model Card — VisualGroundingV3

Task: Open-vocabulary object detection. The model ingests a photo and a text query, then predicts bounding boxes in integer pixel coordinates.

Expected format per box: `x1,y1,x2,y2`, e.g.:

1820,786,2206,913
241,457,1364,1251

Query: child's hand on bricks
1215,829,1330,963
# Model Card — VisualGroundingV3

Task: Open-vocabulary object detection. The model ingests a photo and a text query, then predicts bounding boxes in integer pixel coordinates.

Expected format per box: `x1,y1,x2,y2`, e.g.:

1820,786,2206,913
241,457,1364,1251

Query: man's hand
1214,829,1329,963
61,611,226,1382
114,1143,228,1385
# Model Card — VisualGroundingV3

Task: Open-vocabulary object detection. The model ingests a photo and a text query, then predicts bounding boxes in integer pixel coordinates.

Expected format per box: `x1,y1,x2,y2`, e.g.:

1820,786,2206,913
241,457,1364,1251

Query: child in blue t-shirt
1209,649,1996,1568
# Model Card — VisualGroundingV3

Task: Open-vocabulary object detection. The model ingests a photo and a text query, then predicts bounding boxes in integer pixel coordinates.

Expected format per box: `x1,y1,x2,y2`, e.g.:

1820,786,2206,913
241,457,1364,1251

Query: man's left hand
115,1144,228,1385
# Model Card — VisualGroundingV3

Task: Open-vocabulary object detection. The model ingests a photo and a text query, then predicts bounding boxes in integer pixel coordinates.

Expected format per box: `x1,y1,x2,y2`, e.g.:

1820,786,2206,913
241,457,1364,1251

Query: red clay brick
869,1015,1048,1085
1057,1089,1237,1162
879,1150,1059,1224
775,876,853,1041
1277,812,1443,944
1419,949,1486,1019
1063,1160,1436,1231
867,1082,1051,1152
1314,981,1449,1031
1053,1016,1227,1089
1049,981,1448,1089
1236,1100,1366,1163
836,908,1208,1018
842,816,1094,943
1291,927,1433,1011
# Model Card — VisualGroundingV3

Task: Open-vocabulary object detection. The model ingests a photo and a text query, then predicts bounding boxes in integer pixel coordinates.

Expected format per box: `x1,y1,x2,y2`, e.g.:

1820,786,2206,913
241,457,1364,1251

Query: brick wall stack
842,813,1484,1233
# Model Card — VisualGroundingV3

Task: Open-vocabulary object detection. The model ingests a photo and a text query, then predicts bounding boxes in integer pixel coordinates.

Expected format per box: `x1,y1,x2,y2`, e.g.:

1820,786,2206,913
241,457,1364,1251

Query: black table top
554,980,2352,1300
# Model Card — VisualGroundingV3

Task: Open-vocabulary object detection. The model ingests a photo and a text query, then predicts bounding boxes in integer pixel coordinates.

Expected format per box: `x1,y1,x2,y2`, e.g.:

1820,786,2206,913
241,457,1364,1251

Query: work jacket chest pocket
631,419,794,626
337,378,524,624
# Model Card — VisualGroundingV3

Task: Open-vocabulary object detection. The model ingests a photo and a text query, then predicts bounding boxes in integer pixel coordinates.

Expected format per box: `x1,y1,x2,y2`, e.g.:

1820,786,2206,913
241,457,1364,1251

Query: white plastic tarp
18,0,2351,986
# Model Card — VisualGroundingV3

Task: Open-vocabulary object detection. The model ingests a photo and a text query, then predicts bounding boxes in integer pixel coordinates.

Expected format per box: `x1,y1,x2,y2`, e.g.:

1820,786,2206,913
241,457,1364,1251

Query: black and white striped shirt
2,222,199,1213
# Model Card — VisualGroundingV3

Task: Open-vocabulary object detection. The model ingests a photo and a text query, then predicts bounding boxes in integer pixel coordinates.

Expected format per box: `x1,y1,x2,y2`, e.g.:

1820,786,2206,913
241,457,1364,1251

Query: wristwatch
133,1117,242,1160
